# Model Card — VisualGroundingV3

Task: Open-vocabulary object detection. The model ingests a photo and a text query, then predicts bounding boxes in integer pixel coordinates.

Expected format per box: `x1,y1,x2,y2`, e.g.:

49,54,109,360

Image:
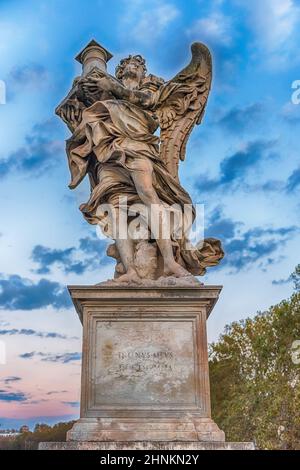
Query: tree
34,423,51,433
209,272,300,449
11,421,75,450
291,264,300,292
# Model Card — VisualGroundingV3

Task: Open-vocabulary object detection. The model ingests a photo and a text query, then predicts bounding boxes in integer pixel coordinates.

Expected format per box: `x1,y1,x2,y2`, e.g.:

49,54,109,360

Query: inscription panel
92,318,197,407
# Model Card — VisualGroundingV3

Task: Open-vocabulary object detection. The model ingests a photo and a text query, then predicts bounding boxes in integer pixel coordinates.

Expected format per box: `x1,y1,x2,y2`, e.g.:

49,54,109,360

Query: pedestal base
66,284,225,444
39,441,255,450
50,284,252,451
66,417,225,442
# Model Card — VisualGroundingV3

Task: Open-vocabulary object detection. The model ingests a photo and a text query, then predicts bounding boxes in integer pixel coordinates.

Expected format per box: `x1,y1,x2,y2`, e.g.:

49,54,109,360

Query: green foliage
10,421,75,450
210,290,300,449
291,264,300,292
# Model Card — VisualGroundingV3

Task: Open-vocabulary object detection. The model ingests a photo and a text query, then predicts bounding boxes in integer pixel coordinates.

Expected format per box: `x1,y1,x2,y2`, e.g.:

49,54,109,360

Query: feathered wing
155,43,224,275
155,43,212,180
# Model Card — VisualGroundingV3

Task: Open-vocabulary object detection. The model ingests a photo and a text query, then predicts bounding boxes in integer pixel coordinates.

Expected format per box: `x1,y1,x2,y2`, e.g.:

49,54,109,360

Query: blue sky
0,0,300,428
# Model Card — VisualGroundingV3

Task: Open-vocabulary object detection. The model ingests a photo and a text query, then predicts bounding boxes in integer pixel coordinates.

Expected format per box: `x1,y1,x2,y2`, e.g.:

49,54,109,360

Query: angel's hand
61,99,83,128
81,76,112,93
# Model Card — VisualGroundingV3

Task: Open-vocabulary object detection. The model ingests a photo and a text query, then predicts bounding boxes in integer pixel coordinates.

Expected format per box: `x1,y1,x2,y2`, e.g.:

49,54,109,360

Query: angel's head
115,55,147,86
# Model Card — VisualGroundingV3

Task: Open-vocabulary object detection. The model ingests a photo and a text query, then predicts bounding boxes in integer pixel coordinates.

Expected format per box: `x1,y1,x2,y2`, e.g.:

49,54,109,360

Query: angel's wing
155,43,212,180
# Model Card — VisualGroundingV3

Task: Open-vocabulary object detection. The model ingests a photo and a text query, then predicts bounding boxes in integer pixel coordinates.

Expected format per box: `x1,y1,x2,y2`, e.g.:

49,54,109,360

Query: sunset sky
0,0,300,429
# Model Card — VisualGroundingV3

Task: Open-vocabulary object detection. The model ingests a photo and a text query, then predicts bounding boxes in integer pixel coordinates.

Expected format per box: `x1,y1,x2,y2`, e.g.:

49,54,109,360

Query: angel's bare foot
115,267,142,283
164,261,190,278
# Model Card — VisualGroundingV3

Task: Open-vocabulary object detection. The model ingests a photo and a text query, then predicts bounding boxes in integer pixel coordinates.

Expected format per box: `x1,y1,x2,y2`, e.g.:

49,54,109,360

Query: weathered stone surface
66,417,225,442
40,441,255,450
94,320,195,406
96,274,202,288
64,284,225,443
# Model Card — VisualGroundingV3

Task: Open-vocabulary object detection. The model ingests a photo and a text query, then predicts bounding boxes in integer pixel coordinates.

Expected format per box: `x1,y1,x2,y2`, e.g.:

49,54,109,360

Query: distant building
0,430,20,437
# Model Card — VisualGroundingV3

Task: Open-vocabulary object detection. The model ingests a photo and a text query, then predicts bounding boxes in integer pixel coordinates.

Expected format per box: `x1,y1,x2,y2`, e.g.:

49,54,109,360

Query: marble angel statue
56,40,224,282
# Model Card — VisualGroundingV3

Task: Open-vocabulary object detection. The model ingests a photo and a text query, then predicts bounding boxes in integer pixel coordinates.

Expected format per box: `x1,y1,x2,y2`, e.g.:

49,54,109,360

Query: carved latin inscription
92,319,197,407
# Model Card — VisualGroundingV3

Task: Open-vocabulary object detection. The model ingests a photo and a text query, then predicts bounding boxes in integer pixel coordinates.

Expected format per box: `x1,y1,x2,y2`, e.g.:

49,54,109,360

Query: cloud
259,180,285,192
0,119,63,179
42,352,82,364
7,63,48,99
206,206,242,240
187,11,233,46
31,235,111,276
20,399,49,406
206,207,298,272
217,103,264,134
281,102,300,125
20,351,82,364
122,0,179,45
0,390,28,402
79,235,108,256
8,63,47,85
1,376,22,385
224,226,297,272
31,245,76,275
0,328,78,340
272,277,292,286
195,140,277,193
62,401,80,408
186,5,240,82
0,159,10,179
240,0,300,67
46,390,68,396
286,167,300,192
19,352,36,359
0,274,71,310
250,0,298,49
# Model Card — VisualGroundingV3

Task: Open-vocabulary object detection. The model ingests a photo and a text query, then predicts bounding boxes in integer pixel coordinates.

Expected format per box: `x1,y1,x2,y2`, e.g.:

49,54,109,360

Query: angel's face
122,59,145,84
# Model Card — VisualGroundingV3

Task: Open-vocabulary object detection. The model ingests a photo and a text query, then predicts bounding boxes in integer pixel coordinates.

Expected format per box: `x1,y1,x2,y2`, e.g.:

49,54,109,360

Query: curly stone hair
115,54,147,80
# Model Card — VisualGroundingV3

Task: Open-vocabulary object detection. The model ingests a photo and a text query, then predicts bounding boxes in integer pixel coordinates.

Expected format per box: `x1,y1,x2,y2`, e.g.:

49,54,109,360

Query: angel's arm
82,76,154,108
55,77,87,132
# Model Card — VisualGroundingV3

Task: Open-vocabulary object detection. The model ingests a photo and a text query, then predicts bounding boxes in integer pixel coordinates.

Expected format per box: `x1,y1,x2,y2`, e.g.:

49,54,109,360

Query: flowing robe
65,95,223,275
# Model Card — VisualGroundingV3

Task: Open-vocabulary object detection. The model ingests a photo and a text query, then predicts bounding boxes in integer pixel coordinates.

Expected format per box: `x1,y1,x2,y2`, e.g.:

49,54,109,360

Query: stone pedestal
40,283,254,450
